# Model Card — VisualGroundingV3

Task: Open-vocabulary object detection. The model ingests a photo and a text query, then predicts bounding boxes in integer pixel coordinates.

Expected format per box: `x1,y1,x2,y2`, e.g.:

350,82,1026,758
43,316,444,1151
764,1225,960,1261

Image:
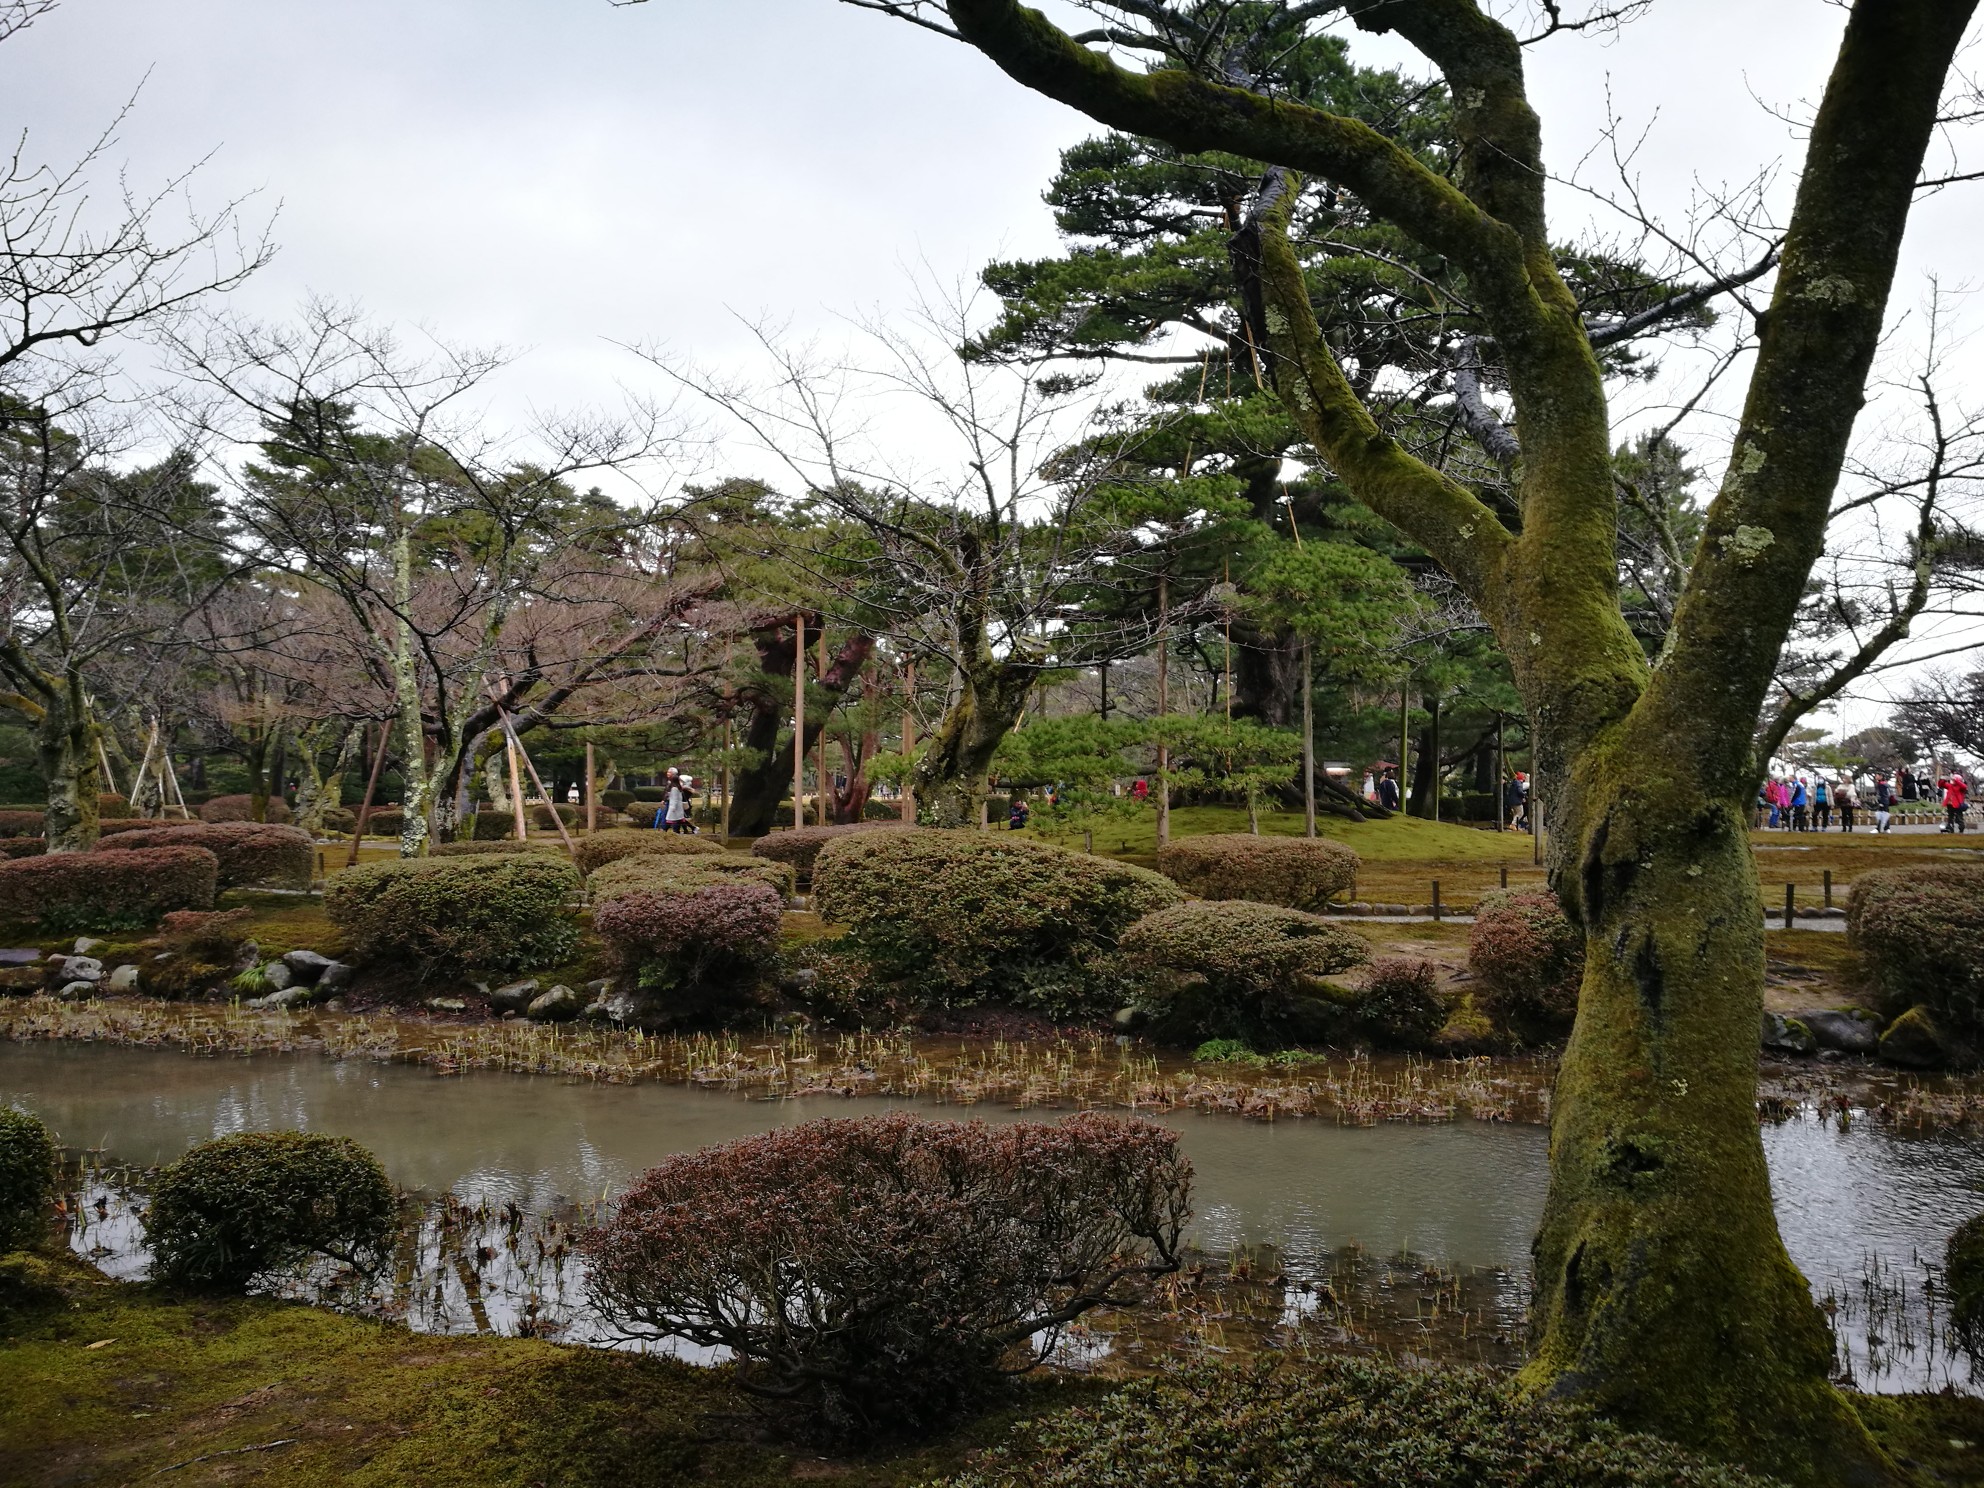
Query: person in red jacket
1942,773,1970,833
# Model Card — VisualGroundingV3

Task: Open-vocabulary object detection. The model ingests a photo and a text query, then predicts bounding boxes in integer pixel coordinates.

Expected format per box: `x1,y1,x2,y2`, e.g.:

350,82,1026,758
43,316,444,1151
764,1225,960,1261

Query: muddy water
3,1041,1977,1392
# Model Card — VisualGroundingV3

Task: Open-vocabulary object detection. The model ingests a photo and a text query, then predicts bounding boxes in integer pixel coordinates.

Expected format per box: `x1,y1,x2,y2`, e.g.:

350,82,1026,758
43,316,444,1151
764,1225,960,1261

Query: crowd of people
1758,768,1969,834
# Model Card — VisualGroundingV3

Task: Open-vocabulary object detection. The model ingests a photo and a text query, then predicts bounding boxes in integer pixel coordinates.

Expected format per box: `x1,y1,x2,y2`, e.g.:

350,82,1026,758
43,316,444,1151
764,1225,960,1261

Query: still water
2,1041,1977,1392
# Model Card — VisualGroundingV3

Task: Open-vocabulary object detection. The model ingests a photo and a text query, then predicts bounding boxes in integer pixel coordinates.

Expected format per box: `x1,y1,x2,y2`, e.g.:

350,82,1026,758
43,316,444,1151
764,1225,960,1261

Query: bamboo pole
161,731,193,820
1156,570,1171,847
131,721,160,818
792,613,806,832
816,627,829,826
506,733,528,842
1302,639,1316,838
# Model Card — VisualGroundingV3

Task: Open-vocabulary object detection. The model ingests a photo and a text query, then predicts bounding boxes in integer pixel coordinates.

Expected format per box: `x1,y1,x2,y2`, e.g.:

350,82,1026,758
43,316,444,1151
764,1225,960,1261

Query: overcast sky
8,0,1981,736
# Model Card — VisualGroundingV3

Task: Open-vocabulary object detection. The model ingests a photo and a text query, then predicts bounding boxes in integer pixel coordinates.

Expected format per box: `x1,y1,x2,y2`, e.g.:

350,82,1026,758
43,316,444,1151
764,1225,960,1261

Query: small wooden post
1431,880,1442,922
1823,869,1833,908
585,742,597,835
1500,865,1509,890
792,613,806,832
1784,883,1796,931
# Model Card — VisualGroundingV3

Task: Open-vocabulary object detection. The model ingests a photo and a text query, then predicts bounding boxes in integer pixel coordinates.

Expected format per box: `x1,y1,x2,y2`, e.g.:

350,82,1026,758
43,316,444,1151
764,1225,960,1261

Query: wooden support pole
347,724,392,868
900,659,917,824
1301,639,1316,839
506,734,528,842
1824,868,1833,908
815,627,828,826
1784,882,1796,931
585,742,597,834
792,613,806,832
502,709,578,857
1156,570,1171,848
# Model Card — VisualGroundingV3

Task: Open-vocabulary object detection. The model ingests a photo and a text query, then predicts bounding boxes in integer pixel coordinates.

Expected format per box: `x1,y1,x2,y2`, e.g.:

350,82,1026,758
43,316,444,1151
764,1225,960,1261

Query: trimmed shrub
587,850,794,901
428,838,564,858
594,874,785,1029
1356,958,1451,1048
93,822,315,891
98,817,168,836
573,827,726,879
601,789,637,814
319,805,358,835
530,802,582,832
814,832,1182,1015
0,845,217,932
1469,890,1584,1043
1157,833,1359,910
1948,1214,1984,1356
97,793,133,819
751,822,906,886
159,907,256,960
0,810,42,839
358,807,403,837
937,1357,1780,1488
0,1107,56,1252
144,1131,396,1292
197,793,293,824
1848,865,1984,1035
583,1112,1190,1441
1118,901,1370,1044
0,840,43,861
325,853,582,976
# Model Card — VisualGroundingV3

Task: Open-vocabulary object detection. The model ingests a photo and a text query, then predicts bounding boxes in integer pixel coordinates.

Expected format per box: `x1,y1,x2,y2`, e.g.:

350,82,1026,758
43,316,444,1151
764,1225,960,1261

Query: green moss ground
0,1253,1097,1487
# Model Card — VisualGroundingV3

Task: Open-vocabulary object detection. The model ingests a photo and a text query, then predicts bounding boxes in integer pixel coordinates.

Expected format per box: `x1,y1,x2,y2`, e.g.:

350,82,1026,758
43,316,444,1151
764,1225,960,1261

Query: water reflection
7,1041,1980,1394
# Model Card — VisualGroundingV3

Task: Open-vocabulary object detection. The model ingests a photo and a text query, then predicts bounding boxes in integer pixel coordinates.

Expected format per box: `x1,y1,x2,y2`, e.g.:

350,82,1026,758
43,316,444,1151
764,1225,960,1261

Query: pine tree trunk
911,660,1031,827
38,684,99,854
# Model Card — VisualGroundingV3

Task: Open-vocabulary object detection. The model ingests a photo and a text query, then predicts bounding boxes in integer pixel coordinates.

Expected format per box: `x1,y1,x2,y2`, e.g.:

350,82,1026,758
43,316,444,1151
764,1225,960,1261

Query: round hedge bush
1356,957,1451,1049
592,856,787,1029
93,822,315,891
145,1131,397,1292
1118,900,1370,1044
1156,833,1359,910
197,793,293,824
1847,865,1984,1035
324,853,582,976
0,845,218,933
1948,1213,1984,1355
814,831,1183,1015
937,1358,1782,1488
573,827,727,879
1468,890,1584,1044
0,1107,56,1253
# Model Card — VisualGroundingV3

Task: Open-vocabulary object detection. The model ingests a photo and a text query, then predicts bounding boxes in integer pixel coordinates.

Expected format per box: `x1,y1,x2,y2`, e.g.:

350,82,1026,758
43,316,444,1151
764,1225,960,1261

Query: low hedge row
1156,834,1358,910
587,851,794,901
0,845,218,932
0,811,43,839
427,839,564,858
751,823,906,887
93,822,315,891
813,831,1182,1017
198,793,293,824
325,853,582,976
1847,865,1984,1036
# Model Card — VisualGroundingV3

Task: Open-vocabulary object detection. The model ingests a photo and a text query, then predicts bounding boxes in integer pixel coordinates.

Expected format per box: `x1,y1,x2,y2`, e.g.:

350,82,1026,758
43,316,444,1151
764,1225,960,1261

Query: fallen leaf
84,1338,116,1349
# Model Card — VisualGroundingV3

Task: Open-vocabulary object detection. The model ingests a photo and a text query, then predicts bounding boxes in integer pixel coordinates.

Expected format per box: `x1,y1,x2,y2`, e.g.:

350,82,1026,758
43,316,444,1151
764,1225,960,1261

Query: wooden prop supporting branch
500,707,578,857
792,613,806,831
95,735,119,798
161,734,193,820
347,725,392,868
1156,570,1171,847
585,742,597,835
815,627,828,826
506,734,527,842
900,659,916,824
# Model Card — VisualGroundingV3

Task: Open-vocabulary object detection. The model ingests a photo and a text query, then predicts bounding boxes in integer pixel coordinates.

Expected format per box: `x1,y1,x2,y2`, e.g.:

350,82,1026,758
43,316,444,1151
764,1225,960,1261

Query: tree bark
926,2,1981,1479
909,655,1033,827
728,618,873,836
36,683,100,853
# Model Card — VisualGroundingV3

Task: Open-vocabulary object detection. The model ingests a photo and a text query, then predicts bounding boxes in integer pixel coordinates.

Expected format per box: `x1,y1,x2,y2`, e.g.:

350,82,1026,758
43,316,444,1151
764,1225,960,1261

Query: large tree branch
1643,0,1980,788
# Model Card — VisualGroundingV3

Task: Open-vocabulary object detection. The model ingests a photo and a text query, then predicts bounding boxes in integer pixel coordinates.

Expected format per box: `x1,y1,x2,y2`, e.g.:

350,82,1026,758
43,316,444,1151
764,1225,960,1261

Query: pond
2,1040,1977,1393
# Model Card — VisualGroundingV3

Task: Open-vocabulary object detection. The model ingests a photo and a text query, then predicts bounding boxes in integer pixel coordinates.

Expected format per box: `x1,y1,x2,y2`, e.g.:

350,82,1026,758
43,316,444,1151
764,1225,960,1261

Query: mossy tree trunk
0,643,101,853
909,654,1033,827
932,1,1977,1480
729,618,874,837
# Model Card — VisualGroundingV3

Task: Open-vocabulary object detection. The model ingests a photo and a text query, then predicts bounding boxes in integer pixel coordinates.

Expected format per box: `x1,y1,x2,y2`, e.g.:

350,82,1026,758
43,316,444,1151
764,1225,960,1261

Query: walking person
1873,773,1894,834
1837,778,1857,833
1378,768,1402,813
663,767,688,833
1791,776,1811,832
1942,772,1970,834
1813,776,1831,831
1504,771,1529,832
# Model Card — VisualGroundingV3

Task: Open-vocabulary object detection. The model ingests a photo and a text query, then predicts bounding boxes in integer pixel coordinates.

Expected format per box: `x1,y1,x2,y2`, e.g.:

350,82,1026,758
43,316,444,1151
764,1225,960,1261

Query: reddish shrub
159,907,256,959
0,811,43,839
97,793,134,819
572,827,726,878
94,822,315,891
197,793,293,824
1848,864,1984,1035
1468,890,1583,1043
428,839,564,858
0,845,218,932
1157,833,1359,910
582,1111,1191,1441
751,822,906,886
99,818,171,836
591,856,787,1027
0,839,43,860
